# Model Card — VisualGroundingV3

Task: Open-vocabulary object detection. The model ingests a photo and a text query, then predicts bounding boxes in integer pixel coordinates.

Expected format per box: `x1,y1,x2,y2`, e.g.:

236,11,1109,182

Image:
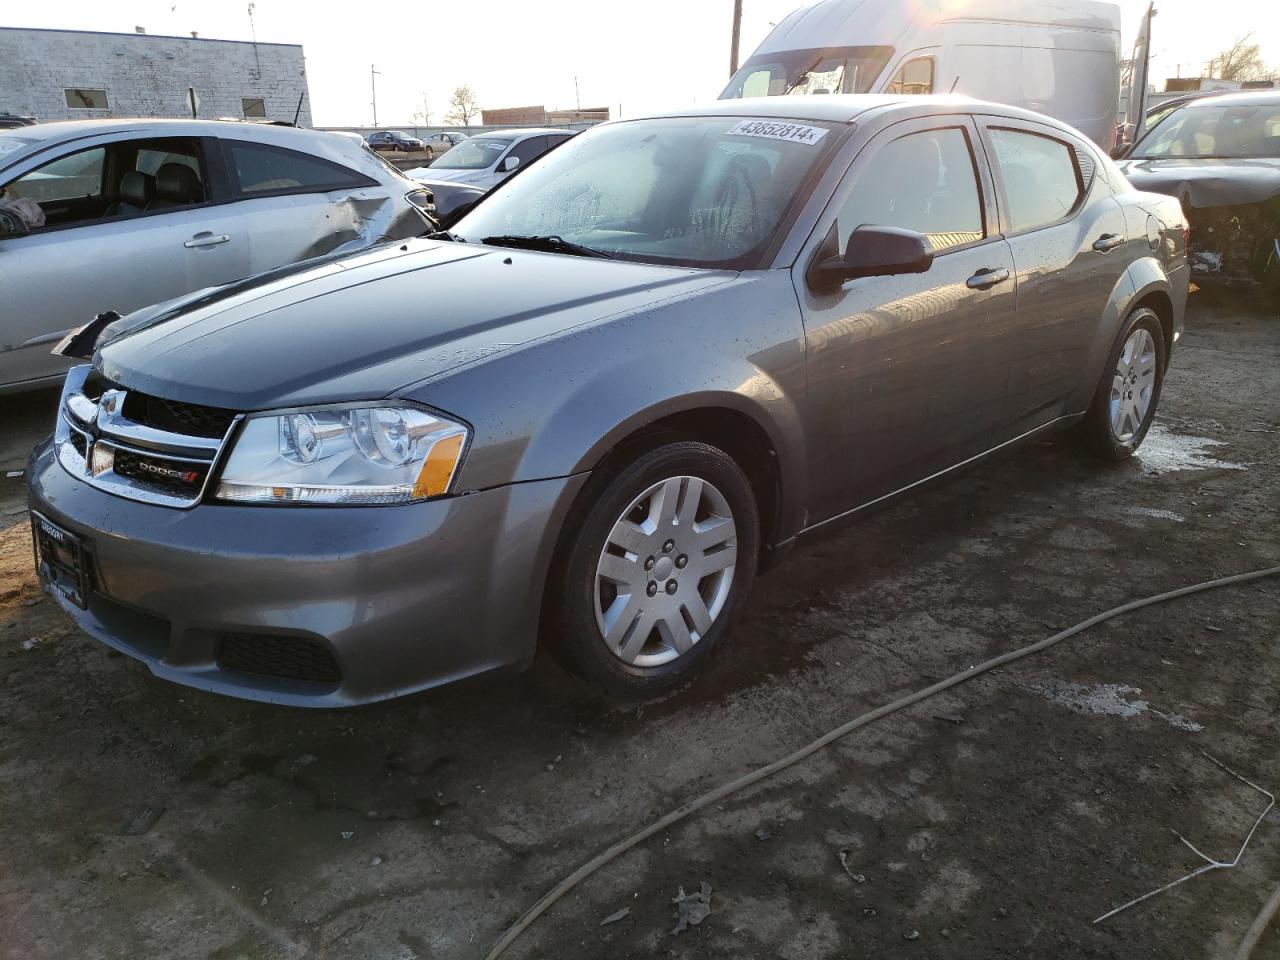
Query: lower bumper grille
217,633,342,685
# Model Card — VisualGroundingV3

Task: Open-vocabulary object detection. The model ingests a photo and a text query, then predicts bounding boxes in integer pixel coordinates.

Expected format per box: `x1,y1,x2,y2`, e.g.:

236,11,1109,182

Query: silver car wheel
593,475,738,667
1110,327,1157,442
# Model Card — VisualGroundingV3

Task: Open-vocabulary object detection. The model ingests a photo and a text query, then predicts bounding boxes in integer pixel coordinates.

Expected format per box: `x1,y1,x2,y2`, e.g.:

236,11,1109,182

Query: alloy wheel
1110,327,1157,442
593,475,737,667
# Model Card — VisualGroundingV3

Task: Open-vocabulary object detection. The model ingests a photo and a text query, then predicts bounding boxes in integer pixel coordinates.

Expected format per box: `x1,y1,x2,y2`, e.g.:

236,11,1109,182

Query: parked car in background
404,128,575,190
719,0,1124,149
424,131,468,156
0,113,36,129
1116,91,1280,297
0,119,433,392
28,96,1187,706
365,130,426,154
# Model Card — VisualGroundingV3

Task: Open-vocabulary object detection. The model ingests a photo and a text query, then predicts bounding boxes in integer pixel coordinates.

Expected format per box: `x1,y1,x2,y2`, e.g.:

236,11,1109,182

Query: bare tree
1207,34,1271,82
444,85,481,127
411,94,431,127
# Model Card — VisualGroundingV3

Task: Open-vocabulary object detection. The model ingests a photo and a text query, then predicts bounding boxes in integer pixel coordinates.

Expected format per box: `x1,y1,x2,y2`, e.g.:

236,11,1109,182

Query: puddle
1027,680,1204,732
1136,424,1246,475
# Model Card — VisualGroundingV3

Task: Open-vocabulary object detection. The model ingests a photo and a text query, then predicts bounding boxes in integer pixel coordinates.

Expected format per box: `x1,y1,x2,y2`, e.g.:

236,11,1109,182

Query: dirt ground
0,289,1277,960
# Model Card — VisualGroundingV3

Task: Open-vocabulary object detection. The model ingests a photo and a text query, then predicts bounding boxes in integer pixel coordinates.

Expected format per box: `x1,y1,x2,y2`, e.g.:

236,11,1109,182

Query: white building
0,27,312,126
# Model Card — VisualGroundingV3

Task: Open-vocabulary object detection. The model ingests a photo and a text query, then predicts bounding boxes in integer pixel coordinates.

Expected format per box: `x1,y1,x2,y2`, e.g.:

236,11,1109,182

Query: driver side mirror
499,155,521,173
1109,143,1130,160
808,225,934,291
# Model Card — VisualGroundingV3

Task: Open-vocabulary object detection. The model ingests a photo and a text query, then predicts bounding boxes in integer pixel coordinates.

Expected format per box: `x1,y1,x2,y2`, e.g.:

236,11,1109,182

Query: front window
721,46,893,98
1134,101,1280,159
454,115,839,268
431,137,514,170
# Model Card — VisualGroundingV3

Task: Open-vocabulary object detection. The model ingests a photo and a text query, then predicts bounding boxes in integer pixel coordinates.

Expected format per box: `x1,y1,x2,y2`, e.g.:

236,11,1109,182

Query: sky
3,0,1277,126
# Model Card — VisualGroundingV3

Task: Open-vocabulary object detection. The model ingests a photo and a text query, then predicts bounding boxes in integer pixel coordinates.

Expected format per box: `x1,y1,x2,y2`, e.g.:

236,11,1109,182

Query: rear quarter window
224,140,375,196
989,128,1084,232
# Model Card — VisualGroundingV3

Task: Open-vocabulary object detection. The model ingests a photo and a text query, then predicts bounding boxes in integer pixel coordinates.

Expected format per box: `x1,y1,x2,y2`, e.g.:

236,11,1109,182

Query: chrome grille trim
54,365,241,509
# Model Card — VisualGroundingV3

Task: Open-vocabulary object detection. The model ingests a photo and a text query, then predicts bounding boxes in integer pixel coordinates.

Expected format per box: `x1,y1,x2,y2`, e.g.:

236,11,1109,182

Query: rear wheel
1076,306,1167,460
545,441,759,699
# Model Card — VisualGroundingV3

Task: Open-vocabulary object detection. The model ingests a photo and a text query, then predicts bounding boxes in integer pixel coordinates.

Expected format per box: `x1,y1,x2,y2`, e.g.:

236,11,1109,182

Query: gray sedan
28,96,1188,706
0,119,433,392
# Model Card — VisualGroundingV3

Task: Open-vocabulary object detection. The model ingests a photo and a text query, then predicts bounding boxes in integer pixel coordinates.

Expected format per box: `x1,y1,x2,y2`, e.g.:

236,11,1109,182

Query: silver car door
0,137,247,390
219,138,400,272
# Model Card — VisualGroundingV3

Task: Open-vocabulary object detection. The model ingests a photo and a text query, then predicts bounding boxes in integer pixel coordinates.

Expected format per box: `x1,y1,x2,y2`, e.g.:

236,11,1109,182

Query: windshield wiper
481,234,614,259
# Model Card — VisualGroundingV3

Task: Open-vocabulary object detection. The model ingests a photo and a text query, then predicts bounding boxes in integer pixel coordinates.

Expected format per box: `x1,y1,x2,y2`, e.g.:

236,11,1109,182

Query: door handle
966,267,1010,289
1092,233,1124,252
184,233,231,248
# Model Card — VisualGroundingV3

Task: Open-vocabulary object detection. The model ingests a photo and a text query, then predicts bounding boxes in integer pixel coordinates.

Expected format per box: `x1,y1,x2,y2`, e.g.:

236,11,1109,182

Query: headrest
156,163,202,203
119,170,156,207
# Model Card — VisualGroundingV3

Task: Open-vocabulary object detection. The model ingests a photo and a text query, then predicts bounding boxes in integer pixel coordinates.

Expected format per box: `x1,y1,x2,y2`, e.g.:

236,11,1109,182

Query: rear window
989,128,1083,232
224,141,373,196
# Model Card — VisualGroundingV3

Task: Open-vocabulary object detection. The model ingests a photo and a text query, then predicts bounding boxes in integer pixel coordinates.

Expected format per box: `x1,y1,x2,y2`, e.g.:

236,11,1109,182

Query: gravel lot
1,289,1277,960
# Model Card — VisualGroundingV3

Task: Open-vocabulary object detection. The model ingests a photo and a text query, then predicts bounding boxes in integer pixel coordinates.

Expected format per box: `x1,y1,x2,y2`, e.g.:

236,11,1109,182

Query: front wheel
1076,306,1167,460
544,441,759,699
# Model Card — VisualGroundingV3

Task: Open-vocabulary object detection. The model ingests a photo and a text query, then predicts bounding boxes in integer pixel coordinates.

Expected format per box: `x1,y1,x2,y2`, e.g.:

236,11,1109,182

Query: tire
1076,306,1167,460
544,440,760,700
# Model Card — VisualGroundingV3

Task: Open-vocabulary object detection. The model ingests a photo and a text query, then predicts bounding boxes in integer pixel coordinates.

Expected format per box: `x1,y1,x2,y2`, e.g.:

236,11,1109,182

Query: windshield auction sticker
727,120,828,145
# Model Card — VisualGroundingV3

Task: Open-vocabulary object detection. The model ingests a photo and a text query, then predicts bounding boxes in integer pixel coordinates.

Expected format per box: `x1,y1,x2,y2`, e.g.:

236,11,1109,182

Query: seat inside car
148,163,203,210
106,171,156,216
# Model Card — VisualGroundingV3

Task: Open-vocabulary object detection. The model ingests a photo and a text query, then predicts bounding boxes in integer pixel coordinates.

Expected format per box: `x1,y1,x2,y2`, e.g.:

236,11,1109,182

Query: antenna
247,2,262,79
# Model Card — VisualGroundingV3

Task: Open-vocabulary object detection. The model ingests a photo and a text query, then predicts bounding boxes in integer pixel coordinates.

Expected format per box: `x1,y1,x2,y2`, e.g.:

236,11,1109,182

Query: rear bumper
27,439,586,707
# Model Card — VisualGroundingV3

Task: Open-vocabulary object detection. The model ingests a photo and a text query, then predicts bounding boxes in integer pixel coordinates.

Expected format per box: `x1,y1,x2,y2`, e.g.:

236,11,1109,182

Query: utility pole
574,76,581,111
729,0,743,76
371,64,381,127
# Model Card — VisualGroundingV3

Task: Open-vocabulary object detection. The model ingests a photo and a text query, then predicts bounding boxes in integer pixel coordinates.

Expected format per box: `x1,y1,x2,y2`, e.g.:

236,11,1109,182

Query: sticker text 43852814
726,120,829,145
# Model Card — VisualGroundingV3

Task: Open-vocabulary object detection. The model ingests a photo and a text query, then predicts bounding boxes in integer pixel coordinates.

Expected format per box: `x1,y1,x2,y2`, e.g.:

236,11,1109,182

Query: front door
793,116,1018,523
0,136,247,389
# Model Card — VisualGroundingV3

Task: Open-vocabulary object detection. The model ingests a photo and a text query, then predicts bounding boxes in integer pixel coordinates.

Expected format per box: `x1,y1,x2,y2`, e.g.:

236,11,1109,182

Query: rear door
975,118,1131,440
0,135,246,389
794,116,1018,522
218,137,385,274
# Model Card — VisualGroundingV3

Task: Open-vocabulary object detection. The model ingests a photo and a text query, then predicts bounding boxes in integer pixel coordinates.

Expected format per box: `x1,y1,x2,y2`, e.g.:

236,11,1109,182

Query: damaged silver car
0,119,434,392
1118,91,1280,300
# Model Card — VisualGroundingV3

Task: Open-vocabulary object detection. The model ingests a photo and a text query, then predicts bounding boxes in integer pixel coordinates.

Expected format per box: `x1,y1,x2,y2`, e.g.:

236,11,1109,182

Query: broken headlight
215,404,468,505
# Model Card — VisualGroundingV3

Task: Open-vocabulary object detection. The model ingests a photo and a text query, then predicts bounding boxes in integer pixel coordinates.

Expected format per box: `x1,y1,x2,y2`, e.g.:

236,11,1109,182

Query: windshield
454,115,839,269
0,134,39,167
721,46,893,98
1134,101,1280,159
432,137,514,170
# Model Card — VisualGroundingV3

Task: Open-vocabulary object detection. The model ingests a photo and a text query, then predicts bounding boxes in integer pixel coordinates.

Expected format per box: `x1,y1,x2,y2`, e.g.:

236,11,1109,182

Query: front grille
69,429,89,459
122,392,237,439
218,633,342,685
111,447,210,494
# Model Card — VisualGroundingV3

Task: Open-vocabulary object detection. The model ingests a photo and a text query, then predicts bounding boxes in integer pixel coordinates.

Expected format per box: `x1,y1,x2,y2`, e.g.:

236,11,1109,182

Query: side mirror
499,155,521,173
808,225,933,291
438,196,481,230
1109,143,1130,160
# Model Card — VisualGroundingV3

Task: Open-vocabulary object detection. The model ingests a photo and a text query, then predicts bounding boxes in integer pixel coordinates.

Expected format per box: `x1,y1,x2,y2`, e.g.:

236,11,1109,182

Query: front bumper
28,439,585,707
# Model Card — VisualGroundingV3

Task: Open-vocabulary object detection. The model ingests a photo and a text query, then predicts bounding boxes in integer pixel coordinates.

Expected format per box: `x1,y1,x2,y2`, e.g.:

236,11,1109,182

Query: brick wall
0,27,312,126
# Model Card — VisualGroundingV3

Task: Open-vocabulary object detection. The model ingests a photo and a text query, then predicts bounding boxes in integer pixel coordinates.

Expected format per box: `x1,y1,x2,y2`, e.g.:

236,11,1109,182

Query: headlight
215,404,468,505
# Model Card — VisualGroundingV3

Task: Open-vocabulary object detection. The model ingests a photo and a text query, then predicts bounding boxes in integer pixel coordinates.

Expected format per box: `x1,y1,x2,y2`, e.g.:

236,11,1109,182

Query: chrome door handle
1092,233,1124,252
184,233,231,248
966,267,1010,289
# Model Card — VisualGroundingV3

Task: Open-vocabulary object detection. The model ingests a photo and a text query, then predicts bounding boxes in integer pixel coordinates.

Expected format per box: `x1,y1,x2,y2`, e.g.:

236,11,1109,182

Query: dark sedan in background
1118,91,1279,297
365,130,426,154
29,96,1187,706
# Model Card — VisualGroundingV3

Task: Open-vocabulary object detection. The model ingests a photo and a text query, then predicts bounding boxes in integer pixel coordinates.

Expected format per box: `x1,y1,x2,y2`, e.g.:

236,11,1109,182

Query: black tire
1076,306,1167,460
544,440,759,700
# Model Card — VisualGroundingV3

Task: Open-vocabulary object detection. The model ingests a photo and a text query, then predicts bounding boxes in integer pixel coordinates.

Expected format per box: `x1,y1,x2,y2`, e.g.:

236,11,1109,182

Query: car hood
97,238,731,411
411,166,490,184
1117,156,1280,209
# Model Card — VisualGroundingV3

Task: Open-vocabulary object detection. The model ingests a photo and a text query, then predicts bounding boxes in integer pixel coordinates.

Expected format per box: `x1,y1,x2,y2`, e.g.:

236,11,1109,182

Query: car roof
1177,90,1280,109
471,127,576,140
635,94,1077,131
0,117,386,175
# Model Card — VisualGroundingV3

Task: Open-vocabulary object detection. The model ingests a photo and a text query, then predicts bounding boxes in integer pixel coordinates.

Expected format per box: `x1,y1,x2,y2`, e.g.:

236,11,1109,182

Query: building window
65,88,109,110
241,98,267,118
